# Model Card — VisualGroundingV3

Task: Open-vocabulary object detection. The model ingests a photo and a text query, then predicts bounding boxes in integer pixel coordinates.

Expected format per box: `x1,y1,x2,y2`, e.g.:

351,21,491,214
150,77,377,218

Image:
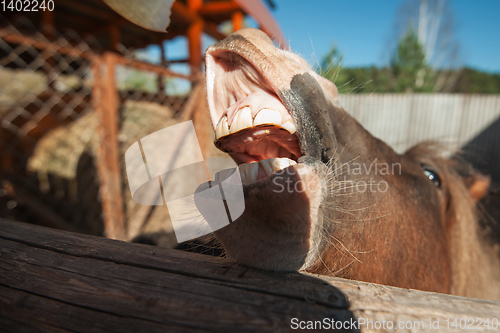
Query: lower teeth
237,157,297,185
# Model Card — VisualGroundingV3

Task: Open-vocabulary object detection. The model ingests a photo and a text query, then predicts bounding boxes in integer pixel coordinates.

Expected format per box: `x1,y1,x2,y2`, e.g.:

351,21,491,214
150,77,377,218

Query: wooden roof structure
2,0,285,72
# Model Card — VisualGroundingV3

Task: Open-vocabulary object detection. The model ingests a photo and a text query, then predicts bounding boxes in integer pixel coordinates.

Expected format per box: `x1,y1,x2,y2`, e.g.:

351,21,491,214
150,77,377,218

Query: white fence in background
339,94,500,153
338,94,500,182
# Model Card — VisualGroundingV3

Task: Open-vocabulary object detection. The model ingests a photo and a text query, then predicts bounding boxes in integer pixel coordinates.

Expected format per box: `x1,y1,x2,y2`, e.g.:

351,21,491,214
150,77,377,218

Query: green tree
452,68,500,94
390,26,435,92
318,30,500,94
319,44,394,94
319,44,344,85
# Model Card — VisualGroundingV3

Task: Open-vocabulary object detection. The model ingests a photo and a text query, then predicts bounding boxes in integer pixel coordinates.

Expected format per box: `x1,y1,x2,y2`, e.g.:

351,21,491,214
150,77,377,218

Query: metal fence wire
0,15,200,244
0,15,102,235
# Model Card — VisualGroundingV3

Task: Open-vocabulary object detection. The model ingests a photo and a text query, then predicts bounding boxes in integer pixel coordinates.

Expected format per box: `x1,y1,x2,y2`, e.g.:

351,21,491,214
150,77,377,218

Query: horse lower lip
213,161,323,271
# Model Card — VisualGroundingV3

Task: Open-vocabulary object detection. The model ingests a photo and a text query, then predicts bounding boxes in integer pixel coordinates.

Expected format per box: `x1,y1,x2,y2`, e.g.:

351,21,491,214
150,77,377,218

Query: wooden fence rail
1,218,500,332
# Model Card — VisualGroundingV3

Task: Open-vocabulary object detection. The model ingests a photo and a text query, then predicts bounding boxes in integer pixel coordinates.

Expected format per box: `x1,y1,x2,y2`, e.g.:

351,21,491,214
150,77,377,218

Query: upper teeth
215,107,297,139
253,108,282,126
230,106,253,134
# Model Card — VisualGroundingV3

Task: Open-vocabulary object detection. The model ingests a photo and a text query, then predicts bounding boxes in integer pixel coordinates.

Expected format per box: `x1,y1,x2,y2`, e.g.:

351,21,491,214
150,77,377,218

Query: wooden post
92,54,125,240
109,25,120,53
187,0,203,74
41,9,55,39
186,0,210,156
232,10,244,32
191,77,211,158
179,77,211,158
41,9,55,89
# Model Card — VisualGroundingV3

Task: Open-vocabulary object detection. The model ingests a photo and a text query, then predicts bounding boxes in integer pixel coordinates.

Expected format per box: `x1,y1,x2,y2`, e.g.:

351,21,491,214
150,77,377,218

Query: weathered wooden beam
110,53,192,80
166,58,190,64
190,78,212,157
198,1,240,16
92,54,125,240
41,9,55,89
171,1,198,25
172,0,226,42
187,0,204,73
41,8,55,39
0,30,96,60
204,22,227,41
179,79,206,123
187,20,203,72
0,218,499,332
109,25,121,53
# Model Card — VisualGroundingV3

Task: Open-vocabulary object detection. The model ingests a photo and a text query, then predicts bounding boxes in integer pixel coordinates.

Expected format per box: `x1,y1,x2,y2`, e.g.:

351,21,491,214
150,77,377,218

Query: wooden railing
1,218,499,332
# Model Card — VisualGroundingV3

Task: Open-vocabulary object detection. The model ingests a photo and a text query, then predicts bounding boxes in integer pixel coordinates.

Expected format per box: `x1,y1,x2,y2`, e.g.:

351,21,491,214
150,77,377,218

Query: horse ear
451,157,491,203
466,173,491,203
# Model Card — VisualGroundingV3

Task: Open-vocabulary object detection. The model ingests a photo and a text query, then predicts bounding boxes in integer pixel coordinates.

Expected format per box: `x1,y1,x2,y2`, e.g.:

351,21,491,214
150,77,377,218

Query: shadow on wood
1,218,500,332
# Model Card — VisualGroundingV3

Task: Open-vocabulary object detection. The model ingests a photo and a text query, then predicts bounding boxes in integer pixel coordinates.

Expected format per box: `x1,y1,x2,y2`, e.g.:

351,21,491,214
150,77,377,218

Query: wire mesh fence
0,15,102,234
0,15,202,245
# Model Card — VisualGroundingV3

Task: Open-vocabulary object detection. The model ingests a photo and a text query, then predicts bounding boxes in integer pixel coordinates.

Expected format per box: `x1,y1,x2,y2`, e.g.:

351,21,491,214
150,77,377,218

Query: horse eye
423,168,441,188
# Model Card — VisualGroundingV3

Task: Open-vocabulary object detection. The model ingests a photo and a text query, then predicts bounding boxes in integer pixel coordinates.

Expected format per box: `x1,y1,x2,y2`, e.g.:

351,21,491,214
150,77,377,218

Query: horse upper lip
206,48,302,166
205,49,293,128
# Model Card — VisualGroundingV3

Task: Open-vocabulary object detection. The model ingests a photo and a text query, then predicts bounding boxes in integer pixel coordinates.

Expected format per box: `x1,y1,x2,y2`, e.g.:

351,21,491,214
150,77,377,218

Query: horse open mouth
206,50,303,185
203,34,329,272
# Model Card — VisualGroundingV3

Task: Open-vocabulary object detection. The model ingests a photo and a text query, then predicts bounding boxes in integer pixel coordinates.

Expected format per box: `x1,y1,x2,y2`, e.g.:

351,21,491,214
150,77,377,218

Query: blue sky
157,0,499,74
271,0,500,73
